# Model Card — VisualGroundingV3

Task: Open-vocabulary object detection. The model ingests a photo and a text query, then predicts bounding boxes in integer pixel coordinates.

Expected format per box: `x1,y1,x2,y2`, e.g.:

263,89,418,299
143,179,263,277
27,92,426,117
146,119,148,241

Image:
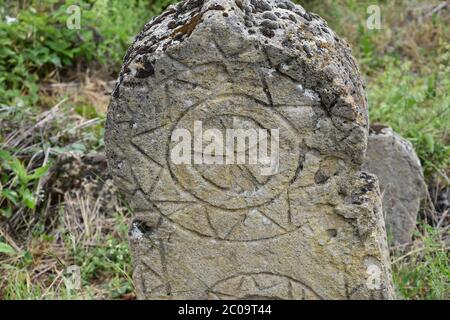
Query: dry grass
40,76,116,114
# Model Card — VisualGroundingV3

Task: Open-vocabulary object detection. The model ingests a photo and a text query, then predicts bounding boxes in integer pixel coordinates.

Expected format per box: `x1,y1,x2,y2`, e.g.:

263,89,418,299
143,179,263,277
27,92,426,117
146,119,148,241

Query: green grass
0,210,133,300
368,56,450,178
0,0,449,300
0,0,163,106
392,224,449,300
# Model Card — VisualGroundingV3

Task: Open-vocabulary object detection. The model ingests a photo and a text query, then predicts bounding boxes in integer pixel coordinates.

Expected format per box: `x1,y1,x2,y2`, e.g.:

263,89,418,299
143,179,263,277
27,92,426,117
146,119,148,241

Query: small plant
0,241,15,254
0,150,49,219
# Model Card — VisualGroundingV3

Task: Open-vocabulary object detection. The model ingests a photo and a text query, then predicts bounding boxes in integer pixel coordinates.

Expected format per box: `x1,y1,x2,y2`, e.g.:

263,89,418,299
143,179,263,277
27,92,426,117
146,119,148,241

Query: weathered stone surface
105,0,395,299
364,125,426,244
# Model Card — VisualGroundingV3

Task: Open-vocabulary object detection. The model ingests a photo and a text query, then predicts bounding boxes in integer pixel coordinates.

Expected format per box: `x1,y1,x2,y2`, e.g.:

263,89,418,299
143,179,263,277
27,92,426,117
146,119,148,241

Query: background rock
364,125,426,244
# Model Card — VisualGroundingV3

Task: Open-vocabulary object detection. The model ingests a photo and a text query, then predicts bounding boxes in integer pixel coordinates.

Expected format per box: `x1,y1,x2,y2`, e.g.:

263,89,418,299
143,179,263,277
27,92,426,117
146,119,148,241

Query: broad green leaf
21,188,36,209
9,158,28,182
0,242,15,255
1,188,19,204
27,164,50,181
0,150,13,161
0,207,13,219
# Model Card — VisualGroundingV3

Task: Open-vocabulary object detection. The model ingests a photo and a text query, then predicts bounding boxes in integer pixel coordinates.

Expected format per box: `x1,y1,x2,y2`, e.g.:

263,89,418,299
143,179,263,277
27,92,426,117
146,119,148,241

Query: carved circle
110,58,311,241
168,94,300,210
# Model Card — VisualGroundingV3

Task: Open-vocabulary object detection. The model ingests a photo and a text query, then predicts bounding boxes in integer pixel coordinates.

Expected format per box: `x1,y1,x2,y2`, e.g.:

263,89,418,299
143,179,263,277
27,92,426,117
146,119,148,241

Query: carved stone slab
105,0,395,299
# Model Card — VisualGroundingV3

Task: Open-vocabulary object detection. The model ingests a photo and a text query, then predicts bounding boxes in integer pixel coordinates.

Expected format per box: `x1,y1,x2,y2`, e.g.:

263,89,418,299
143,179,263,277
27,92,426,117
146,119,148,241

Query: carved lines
114,50,314,241
209,272,324,300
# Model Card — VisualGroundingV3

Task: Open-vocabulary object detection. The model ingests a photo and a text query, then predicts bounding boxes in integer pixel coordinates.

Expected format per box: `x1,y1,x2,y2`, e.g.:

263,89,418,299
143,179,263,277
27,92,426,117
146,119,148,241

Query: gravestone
364,125,426,244
105,0,395,299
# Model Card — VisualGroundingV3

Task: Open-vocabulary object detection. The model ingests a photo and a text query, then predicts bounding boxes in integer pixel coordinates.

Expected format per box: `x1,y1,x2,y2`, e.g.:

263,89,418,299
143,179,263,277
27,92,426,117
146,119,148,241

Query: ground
0,0,448,300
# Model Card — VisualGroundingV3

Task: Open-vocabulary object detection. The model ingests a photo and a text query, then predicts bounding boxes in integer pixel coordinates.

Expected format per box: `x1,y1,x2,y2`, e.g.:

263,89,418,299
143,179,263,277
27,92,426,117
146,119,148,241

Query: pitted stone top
112,0,368,165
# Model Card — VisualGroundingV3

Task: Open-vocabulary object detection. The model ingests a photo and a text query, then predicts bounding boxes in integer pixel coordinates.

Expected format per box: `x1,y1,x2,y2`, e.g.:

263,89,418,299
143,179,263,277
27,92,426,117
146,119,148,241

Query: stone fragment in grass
364,125,426,245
